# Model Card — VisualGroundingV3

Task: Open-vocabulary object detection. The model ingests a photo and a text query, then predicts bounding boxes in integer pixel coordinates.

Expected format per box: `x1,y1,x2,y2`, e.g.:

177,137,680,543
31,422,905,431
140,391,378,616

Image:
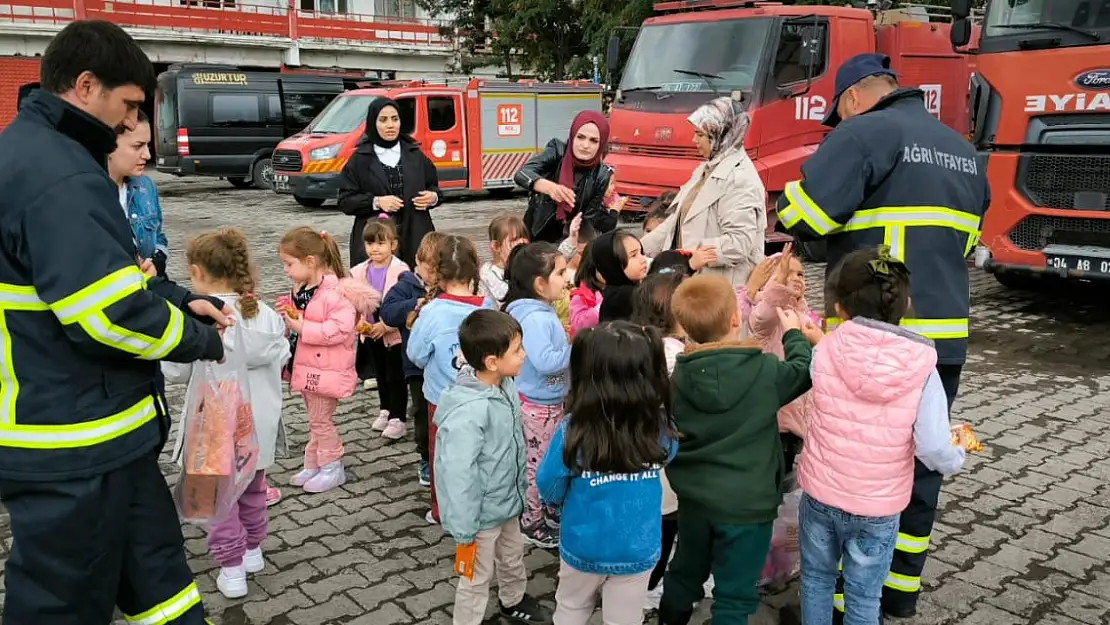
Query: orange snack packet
951,423,983,452
356,321,374,336
454,542,477,581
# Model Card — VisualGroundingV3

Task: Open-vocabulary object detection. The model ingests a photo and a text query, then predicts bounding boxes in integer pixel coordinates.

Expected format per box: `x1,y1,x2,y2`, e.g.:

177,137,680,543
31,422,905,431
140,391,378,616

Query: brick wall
0,57,41,129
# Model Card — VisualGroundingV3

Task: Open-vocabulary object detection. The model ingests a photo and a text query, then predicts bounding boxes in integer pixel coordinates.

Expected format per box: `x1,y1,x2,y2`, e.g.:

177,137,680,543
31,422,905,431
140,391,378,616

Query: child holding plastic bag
163,228,291,600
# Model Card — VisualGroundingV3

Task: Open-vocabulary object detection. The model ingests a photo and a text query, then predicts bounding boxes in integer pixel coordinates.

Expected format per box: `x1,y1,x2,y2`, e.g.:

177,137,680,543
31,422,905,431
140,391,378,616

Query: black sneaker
500,594,552,624
521,521,558,549
882,605,917,619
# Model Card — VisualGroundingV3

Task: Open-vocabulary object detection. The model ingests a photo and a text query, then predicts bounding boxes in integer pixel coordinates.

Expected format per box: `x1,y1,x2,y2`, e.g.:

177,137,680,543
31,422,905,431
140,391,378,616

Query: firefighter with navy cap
777,52,990,619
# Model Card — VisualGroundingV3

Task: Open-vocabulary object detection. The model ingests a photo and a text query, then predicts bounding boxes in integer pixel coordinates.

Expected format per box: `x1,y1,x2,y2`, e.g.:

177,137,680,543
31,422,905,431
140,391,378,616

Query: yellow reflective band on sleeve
884,571,922,593
49,267,185,360
52,266,146,323
776,203,803,230
783,180,842,235
833,593,845,612
964,231,981,258
824,317,968,340
124,581,202,625
0,395,158,449
895,532,931,554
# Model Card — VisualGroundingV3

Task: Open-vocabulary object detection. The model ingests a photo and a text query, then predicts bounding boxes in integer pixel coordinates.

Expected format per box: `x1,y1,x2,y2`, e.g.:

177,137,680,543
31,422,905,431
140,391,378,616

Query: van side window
266,94,283,124
212,94,261,125
773,23,828,86
427,97,456,131
394,97,417,136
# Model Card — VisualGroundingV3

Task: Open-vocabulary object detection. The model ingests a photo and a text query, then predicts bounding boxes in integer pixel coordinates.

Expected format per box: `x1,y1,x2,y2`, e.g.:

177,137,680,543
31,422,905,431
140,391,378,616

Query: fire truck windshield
308,94,376,134
981,0,1109,51
619,18,770,94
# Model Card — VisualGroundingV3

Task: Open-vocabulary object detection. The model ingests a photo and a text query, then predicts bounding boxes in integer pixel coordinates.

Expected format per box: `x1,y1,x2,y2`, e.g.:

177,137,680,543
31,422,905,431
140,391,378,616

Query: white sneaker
371,410,390,431
290,467,319,487
644,584,663,610
243,547,265,574
216,565,248,599
303,460,346,493
363,378,377,390
381,418,406,440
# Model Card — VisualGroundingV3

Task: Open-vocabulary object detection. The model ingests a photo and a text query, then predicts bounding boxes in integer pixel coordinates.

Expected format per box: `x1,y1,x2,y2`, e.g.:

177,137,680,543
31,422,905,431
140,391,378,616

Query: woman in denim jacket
108,110,169,276
537,322,678,625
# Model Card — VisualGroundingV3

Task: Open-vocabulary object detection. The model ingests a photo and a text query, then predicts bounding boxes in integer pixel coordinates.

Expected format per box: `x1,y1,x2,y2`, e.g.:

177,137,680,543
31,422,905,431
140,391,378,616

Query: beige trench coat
642,148,767,287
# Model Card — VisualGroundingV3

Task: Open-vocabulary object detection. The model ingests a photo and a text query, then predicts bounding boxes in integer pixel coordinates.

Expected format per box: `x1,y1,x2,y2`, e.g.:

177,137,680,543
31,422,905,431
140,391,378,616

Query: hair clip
319,230,327,238
868,245,910,278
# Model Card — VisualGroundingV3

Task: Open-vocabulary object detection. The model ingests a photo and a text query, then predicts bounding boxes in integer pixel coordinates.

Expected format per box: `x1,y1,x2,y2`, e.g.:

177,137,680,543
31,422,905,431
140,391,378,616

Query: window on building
427,97,456,132
300,0,347,12
375,0,416,19
772,22,828,87
211,94,260,125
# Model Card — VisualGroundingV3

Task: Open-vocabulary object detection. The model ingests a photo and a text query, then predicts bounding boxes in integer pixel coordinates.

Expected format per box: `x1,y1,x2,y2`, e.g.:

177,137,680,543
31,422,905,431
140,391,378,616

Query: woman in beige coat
641,97,766,287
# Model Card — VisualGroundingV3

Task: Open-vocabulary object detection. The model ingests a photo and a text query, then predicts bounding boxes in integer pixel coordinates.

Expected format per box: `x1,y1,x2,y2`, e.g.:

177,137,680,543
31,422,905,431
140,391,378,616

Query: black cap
823,53,897,128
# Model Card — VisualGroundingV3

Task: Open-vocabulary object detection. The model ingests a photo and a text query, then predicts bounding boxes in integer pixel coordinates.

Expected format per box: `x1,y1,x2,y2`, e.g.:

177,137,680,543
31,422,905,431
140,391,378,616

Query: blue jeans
799,493,898,625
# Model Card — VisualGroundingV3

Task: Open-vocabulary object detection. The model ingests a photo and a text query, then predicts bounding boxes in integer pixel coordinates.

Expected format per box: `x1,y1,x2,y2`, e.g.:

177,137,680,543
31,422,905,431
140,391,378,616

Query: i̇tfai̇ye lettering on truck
605,0,977,261
951,0,1110,287
270,78,602,208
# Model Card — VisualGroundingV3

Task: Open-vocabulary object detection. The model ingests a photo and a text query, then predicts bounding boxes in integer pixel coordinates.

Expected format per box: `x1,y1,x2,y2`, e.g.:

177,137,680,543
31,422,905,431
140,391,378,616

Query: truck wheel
252,158,274,190
294,195,326,208
227,177,253,189
795,237,827,263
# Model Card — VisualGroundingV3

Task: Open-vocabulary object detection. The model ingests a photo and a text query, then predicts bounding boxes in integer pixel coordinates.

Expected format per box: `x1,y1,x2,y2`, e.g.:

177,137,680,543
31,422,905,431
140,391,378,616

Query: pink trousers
520,399,563,527
303,393,342,468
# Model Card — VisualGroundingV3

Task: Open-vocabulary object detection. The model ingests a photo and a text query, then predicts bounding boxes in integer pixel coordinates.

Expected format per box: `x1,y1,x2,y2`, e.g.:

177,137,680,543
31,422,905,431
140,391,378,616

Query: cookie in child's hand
950,423,983,452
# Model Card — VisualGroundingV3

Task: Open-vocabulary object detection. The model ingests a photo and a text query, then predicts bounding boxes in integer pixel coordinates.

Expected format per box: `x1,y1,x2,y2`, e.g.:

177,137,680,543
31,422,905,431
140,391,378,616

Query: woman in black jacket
514,110,624,244
338,97,441,268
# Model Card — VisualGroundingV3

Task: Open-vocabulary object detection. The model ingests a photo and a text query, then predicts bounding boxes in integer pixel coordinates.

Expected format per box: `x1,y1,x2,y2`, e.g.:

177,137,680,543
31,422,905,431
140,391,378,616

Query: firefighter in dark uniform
777,53,990,619
0,21,231,625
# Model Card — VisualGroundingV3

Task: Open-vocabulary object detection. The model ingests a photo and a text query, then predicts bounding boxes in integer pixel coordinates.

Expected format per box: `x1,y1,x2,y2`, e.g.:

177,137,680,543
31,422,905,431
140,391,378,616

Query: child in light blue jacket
502,242,571,549
435,310,550,625
405,234,495,524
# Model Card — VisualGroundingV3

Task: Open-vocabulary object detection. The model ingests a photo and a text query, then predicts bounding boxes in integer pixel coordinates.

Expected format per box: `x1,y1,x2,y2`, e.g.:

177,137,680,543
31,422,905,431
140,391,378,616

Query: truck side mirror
605,35,621,79
950,0,972,19
951,17,972,48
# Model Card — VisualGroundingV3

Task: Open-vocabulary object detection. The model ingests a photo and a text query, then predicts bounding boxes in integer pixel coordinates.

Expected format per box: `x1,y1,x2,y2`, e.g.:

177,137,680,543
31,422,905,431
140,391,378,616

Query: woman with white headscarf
641,96,766,287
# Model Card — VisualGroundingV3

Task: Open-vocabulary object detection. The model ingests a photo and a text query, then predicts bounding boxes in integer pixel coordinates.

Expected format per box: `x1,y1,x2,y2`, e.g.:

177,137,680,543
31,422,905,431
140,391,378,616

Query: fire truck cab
606,0,976,259
271,78,602,207
952,0,1110,286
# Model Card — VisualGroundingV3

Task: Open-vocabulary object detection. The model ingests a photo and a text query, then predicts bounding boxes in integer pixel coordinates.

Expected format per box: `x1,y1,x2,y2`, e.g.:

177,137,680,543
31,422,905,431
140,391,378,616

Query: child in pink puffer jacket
738,244,819,469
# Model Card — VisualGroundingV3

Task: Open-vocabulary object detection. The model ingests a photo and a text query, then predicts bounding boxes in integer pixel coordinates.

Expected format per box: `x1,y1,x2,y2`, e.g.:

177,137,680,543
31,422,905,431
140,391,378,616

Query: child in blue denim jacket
407,234,496,524
537,322,678,625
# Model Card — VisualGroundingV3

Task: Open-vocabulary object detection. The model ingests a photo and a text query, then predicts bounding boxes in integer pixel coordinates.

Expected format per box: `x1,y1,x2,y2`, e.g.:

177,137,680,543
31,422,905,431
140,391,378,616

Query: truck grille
1019,154,1110,211
1008,215,1110,251
272,150,303,173
613,143,701,159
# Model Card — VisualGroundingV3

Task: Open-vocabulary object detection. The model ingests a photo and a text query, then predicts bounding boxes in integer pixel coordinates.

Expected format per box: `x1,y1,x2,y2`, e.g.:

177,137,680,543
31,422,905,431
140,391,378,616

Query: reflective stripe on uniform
124,581,202,625
884,225,907,261
0,395,158,449
841,206,981,235
781,181,842,235
895,532,931,554
833,592,845,612
884,571,922,593
825,317,969,340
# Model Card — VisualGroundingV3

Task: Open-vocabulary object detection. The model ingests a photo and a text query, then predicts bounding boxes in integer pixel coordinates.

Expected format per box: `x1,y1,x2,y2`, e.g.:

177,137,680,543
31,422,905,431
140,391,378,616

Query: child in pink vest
797,246,965,625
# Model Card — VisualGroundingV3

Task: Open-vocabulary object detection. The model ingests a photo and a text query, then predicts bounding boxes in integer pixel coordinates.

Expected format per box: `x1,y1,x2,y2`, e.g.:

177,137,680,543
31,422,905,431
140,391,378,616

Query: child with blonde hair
478,212,530,304
163,228,290,599
278,227,376,493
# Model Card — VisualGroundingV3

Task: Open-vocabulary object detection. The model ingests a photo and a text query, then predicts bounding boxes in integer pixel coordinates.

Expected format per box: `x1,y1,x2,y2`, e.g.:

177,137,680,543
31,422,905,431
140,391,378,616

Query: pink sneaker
371,410,390,431
290,468,319,487
381,418,407,440
265,487,281,507
303,461,346,493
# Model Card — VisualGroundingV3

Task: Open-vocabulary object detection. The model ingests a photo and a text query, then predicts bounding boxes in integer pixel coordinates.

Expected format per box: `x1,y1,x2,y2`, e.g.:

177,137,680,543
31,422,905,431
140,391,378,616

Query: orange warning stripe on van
301,157,348,174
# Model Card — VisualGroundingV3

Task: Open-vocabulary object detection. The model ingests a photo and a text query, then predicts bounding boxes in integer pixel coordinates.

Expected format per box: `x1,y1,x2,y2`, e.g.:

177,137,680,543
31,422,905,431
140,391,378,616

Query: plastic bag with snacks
760,479,801,588
173,328,259,525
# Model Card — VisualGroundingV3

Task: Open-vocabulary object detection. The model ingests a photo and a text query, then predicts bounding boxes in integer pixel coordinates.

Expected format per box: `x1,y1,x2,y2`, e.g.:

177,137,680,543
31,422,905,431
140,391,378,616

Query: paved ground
3,173,1110,625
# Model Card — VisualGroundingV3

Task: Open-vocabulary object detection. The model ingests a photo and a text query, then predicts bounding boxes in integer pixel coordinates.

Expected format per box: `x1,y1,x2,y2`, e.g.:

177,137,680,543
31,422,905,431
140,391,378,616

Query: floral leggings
520,399,564,528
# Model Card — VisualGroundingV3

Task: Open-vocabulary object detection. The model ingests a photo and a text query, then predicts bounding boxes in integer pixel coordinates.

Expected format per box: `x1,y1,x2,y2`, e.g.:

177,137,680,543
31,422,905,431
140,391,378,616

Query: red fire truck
270,78,602,207
605,0,977,259
951,0,1110,287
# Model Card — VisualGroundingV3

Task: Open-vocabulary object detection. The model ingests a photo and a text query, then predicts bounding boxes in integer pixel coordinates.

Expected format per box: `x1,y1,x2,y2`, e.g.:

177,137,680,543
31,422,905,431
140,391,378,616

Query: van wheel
294,195,326,208
252,158,274,190
227,177,253,189
795,237,827,263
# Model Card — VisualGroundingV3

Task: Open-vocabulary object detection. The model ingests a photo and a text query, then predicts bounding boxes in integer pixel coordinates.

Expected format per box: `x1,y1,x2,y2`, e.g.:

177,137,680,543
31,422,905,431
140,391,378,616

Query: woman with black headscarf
339,97,441,268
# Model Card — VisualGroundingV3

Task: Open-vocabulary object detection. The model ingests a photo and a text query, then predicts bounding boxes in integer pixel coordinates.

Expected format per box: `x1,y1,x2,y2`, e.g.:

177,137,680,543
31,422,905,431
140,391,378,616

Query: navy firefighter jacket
776,88,990,365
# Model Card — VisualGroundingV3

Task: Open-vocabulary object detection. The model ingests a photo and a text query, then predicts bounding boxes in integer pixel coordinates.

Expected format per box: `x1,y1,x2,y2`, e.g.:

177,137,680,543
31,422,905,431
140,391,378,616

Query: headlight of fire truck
309,143,342,161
